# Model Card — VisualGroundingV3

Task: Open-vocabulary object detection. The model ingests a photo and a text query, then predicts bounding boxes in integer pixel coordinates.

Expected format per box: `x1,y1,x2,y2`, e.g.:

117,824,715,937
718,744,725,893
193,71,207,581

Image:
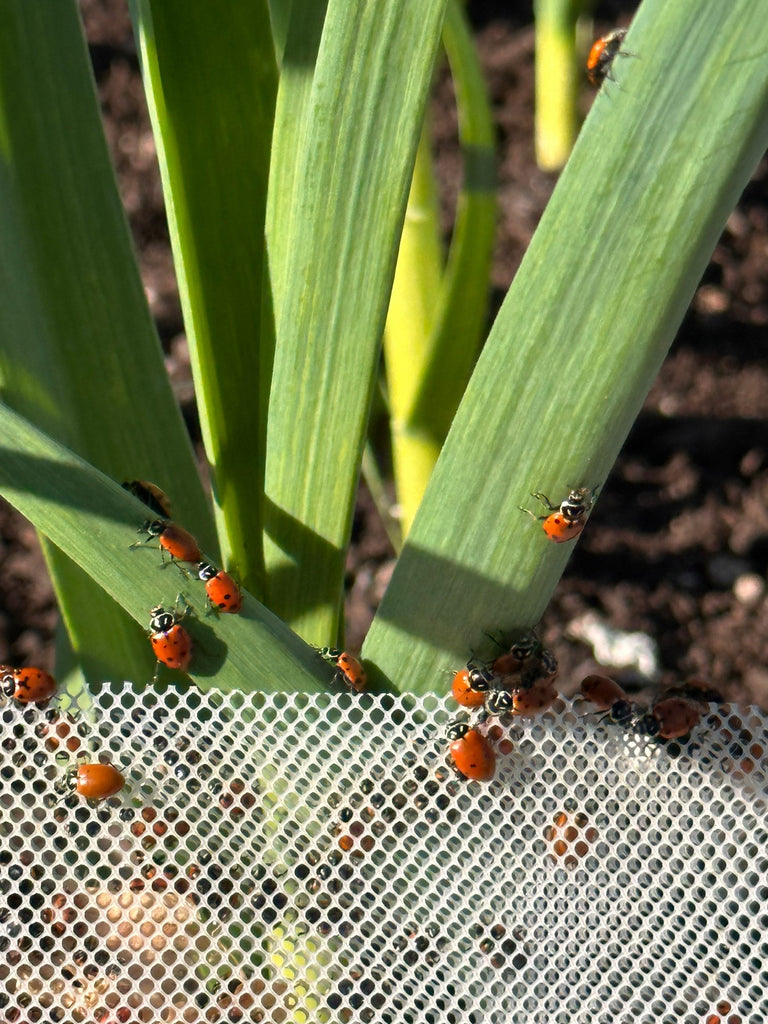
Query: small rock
733,573,765,605
566,612,660,681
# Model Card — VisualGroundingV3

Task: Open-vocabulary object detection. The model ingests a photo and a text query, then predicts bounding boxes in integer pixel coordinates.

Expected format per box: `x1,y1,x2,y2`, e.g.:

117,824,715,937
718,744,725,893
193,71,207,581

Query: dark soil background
2,1,767,706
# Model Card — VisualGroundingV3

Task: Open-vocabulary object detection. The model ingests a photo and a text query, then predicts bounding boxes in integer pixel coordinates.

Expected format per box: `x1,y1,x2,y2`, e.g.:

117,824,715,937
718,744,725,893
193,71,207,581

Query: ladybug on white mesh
579,674,643,727
484,681,557,718
1,665,57,705
648,696,702,740
446,720,496,782
451,661,496,707
71,762,125,801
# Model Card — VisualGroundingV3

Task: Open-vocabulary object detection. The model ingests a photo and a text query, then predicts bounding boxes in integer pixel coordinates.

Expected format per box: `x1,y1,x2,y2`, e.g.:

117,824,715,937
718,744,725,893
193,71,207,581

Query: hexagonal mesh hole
1,684,766,1023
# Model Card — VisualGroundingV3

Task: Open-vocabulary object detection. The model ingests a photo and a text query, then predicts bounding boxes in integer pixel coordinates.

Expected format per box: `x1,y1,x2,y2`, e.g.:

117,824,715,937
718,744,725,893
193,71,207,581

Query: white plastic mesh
1,684,767,1023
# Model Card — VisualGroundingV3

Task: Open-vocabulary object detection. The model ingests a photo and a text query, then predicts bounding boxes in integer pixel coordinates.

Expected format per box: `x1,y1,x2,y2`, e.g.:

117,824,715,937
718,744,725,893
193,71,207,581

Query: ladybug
1,666,57,705
664,680,724,706
579,674,628,711
446,721,495,782
606,699,640,726
149,603,193,673
318,647,367,693
72,762,125,801
491,639,537,677
133,519,202,565
510,682,557,717
519,487,598,543
650,696,702,740
484,681,557,718
451,668,489,708
484,688,515,716
197,562,242,614
488,632,558,692
586,28,628,87
122,479,172,520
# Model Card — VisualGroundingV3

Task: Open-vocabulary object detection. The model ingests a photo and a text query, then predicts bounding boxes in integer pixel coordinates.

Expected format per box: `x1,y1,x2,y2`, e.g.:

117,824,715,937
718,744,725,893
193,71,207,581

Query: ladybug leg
530,491,558,511
128,534,157,552
158,554,193,579
517,504,545,522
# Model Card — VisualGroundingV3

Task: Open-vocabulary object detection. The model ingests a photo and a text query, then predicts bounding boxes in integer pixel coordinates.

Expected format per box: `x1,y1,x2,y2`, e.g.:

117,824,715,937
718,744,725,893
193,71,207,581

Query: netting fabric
1,684,766,1023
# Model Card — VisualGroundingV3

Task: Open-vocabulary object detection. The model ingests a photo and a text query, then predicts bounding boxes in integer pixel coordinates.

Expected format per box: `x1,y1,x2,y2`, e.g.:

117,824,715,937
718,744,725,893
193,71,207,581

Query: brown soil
2,1,767,708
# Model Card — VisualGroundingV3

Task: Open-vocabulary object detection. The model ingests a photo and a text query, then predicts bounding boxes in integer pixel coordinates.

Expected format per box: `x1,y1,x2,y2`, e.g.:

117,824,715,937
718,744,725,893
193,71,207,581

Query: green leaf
0,0,214,684
130,1,278,597
363,0,768,694
0,403,330,694
263,0,449,645
533,0,587,170
385,0,497,535
267,0,329,300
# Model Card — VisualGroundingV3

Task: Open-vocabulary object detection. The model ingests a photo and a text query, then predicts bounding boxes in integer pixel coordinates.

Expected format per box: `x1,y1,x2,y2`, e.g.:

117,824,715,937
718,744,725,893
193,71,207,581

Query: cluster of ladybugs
446,645,716,783
579,674,716,741
124,480,243,677
126,481,367,692
1,665,125,801
447,633,559,781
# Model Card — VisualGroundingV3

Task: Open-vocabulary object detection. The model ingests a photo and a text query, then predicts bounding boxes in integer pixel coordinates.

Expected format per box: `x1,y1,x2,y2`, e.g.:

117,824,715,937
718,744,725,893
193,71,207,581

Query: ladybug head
1,670,16,698
486,689,514,715
466,662,494,691
607,699,635,725
635,712,661,737
149,606,175,633
197,562,218,582
446,719,470,742
561,486,598,521
144,519,166,538
508,631,541,661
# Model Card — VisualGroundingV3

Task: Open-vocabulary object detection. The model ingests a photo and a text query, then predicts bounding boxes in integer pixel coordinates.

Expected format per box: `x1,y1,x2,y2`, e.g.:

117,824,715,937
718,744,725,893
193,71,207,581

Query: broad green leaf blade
364,0,768,694
266,0,329,298
263,0,449,645
0,404,330,694
0,0,213,684
131,1,278,598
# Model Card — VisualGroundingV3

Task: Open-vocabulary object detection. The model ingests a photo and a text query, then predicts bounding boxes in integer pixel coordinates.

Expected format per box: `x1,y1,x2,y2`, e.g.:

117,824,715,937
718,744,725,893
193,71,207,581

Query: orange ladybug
579,674,628,711
134,519,202,565
519,487,598,543
197,562,242,614
492,641,558,690
318,647,367,693
486,681,557,718
1,666,57,705
651,697,701,740
122,479,172,519
451,668,489,708
149,603,193,673
446,721,495,782
586,29,628,86
73,762,125,801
